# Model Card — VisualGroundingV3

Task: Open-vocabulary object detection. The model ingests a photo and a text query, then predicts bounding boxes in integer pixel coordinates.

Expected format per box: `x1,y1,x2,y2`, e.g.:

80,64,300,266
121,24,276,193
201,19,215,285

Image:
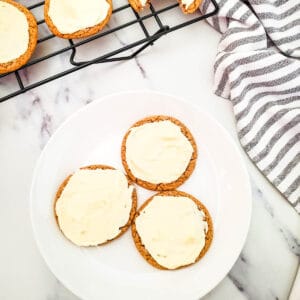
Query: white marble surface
0,2,299,299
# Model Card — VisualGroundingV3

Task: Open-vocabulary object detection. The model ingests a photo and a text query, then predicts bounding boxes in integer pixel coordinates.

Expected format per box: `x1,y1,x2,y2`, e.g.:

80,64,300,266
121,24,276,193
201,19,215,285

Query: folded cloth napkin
201,0,300,213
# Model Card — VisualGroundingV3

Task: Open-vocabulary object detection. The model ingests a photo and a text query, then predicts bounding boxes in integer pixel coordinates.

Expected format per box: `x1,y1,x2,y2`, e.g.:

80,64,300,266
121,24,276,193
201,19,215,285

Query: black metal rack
0,0,218,103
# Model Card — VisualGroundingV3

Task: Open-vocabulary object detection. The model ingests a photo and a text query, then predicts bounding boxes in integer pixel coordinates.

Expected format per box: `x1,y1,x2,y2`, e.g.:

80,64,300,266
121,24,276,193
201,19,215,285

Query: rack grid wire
0,0,218,103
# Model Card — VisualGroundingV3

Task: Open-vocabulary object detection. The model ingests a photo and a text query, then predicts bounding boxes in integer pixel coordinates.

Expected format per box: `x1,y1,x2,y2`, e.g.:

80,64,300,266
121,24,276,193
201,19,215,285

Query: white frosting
125,120,194,184
0,1,29,63
48,0,110,34
135,196,208,269
181,0,194,9
140,0,147,6
55,169,134,246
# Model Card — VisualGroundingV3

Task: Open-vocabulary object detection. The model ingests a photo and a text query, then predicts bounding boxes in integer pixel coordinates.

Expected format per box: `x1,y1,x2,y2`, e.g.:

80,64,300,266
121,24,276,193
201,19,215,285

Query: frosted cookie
129,0,201,14
128,0,150,13
178,0,203,13
0,0,38,74
132,191,213,270
121,115,197,191
44,0,113,39
54,165,137,246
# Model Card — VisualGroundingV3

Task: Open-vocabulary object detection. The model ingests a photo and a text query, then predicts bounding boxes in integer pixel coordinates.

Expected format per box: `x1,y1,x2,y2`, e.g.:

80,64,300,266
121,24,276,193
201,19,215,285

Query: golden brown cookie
54,164,137,246
44,0,113,39
178,0,203,14
121,115,197,191
131,190,213,270
0,0,38,74
128,0,150,13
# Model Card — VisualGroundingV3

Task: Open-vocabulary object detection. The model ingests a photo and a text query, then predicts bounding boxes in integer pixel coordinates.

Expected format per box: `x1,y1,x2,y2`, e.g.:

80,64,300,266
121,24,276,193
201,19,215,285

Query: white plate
30,91,252,300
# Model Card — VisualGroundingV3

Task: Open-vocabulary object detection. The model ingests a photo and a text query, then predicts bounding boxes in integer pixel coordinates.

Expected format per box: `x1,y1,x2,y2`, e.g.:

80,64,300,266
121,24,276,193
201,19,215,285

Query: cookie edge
121,115,197,191
0,0,38,74
128,0,150,13
179,0,203,14
54,164,137,246
131,190,213,270
44,0,113,39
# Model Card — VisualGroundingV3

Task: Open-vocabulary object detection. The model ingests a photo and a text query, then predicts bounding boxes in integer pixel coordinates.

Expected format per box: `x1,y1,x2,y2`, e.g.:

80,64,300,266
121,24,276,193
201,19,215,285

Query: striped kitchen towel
201,0,300,212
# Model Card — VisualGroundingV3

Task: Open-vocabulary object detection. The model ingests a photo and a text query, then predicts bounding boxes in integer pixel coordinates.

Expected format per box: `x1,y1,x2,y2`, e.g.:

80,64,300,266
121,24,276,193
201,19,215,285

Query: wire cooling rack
0,0,218,103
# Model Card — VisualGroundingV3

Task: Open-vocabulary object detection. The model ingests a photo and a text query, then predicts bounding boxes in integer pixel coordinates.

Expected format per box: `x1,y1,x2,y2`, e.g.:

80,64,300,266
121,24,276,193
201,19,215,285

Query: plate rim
30,90,252,300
